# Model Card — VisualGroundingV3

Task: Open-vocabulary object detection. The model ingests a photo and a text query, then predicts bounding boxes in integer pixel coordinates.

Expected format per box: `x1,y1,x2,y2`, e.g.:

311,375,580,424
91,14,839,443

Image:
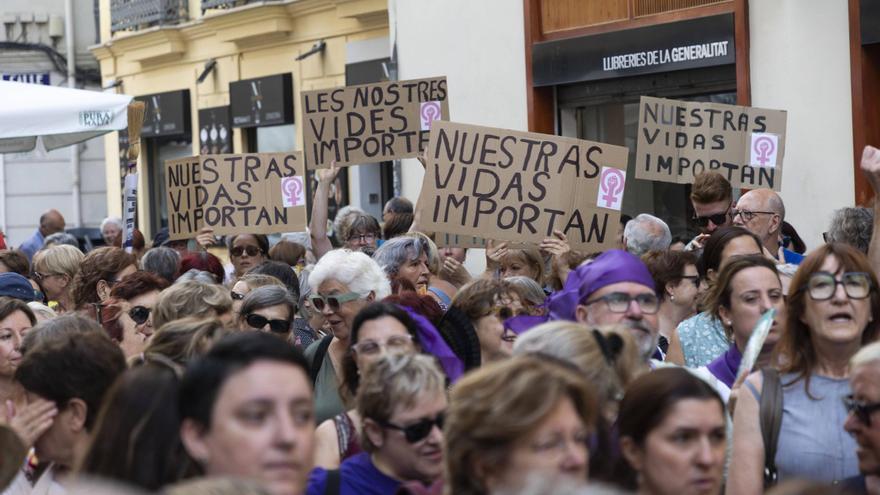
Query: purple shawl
398,305,464,383
706,343,742,388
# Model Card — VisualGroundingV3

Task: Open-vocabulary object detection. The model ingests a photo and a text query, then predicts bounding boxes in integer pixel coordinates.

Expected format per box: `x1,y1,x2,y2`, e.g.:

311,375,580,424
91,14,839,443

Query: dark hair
238,286,297,331
21,313,105,355
0,297,36,326
382,292,444,328
384,197,414,215
382,213,414,240
71,247,137,310
268,240,306,267
705,255,779,339
776,243,880,390
698,226,763,279
77,365,195,490
641,250,699,301
178,332,309,428
141,247,181,285
782,221,807,255
227,234,269,257
344,213,381,241
246,261,300,301
339,302,422,402
110,271,169,301
112,229,146,252
178,252,225,284
0,250,30,277
16,329,126,430
616,367,724,489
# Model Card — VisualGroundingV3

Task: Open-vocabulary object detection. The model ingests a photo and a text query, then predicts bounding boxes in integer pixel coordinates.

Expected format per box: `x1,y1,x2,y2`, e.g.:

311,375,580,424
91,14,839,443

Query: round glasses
583,292,660,314
804,272,872,301
352,335,413,355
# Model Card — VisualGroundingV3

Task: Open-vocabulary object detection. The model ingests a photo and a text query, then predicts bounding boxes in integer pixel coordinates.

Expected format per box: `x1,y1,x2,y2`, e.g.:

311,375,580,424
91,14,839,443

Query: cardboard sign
165,152,308,240
301,77,449,169
636,96,787,190
417,121,629,251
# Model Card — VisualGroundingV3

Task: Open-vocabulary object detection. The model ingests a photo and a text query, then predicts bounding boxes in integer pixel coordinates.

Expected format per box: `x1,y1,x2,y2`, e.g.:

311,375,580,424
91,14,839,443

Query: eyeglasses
693,206,731,228
583,292,660,314
680,275,700,288
378,413,445,443
347,233,376,244
231,291,245,301
732,209,777,222
803,271,872,301
352,335,414,355
128,306,152,325
33,272,57,282
231,245,263,257
491,306,529,321
309,292,361,312
245,313,290,334
843,394,880,427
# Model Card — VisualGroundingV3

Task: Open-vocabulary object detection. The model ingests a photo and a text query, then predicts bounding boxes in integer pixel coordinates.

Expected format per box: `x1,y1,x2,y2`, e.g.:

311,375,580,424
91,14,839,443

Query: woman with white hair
305,249,391,424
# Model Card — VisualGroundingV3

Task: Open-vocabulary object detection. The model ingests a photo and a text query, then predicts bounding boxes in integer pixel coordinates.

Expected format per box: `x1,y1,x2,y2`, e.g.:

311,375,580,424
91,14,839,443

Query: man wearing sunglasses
733,188,804,265
687,171,735,250
843,342,880,495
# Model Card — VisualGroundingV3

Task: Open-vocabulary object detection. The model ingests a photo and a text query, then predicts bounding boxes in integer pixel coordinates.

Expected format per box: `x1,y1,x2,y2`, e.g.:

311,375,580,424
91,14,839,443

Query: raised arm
861,146,880,277
309,162,340,261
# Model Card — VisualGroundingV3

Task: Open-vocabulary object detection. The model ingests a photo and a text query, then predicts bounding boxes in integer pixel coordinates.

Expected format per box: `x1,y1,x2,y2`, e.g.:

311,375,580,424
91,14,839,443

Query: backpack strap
759,368,784,488
323,469,341,495
310,335,333,385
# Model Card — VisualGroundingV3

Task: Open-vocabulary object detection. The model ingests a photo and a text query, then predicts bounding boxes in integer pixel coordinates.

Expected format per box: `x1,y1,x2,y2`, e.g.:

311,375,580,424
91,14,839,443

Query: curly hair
71,247,137,310
826,207,873,254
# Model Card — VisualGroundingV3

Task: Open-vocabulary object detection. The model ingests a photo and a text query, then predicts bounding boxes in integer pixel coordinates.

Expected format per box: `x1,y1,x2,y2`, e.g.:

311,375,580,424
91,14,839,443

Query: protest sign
301,77,449,169
417,121,629,251
636,96,787,190
165,152,308,240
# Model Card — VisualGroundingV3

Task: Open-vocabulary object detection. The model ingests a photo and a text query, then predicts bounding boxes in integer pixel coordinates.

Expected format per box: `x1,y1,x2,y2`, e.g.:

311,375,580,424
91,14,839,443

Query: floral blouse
677,311,729,368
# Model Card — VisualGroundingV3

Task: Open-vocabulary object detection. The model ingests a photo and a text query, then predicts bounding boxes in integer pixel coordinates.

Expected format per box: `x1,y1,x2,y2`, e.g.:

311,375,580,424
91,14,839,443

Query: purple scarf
706,343,742,388
398,305,464,383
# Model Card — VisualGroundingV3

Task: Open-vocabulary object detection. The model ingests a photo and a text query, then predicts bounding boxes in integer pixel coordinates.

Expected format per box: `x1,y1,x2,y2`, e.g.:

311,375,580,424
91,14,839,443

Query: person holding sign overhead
310,162,381,261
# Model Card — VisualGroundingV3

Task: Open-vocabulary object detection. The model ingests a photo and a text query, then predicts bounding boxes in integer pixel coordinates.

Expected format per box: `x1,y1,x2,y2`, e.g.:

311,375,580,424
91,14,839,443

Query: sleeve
305,467,328,495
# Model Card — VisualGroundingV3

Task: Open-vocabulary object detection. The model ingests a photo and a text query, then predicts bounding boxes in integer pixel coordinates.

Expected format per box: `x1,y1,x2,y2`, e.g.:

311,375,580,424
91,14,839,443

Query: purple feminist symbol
282,177,304,207
753,136,776,166
420,101,441,130
600,168,625,208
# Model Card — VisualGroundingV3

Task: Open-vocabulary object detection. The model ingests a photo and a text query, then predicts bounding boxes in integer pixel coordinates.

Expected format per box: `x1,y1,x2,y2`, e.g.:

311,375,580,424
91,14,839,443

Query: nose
832,279,849,302
274,412,298,450
625,298,644,319
694,437,717,468
560,441,589,475
844,411,861,434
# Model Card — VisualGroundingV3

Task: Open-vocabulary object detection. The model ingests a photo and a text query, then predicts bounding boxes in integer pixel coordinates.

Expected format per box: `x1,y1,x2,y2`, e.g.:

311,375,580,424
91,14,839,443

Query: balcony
110,0,187,34
202,0,281,15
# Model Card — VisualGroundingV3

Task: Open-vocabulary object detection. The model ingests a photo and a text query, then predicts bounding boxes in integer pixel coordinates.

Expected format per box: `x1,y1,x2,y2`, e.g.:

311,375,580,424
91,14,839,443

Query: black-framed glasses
583,292,660,314
693,206,731,228
347,232,377,244
803,271,872,301
732,209,778,222
129,306,152,325
309,292,361,312
680,275,700,288
231,291,245,301
491,306,529,321
245,313,290,334
231,245,263,257
378,413,445,443
843,394,880,427
33,271,57,282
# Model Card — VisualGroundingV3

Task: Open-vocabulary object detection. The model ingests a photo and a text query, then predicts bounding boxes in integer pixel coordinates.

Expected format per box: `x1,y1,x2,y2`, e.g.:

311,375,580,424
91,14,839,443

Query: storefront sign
416,121,628,251
136,90,191,138
164,152,308,240
1,72,49,85
198,107,232,154
230,74,294,128
532,14,735,86
635,96,788,190
301,76,449,169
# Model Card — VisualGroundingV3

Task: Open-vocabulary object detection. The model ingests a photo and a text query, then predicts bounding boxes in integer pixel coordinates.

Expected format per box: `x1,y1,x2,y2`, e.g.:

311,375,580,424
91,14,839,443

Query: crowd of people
0,150,880,495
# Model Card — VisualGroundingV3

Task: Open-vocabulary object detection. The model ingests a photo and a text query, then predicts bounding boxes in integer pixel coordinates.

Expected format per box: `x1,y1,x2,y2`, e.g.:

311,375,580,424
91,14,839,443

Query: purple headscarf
398,305,464,383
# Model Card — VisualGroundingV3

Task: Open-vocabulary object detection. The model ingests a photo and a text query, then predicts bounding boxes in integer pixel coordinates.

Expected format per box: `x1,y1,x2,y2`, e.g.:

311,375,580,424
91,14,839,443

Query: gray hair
505,275,546,306
372,236,429,277
623,213,671,256
43,232,80,249
100,217,123,231
239,285,297,322
851,341,880,369
826,207,873,254
175,269,217,285
309,249,391,300
332,205,365,241
141,247,181,284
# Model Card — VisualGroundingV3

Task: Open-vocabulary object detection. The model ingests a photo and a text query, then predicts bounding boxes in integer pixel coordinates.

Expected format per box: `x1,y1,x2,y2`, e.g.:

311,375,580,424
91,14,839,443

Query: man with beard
843,342,880,494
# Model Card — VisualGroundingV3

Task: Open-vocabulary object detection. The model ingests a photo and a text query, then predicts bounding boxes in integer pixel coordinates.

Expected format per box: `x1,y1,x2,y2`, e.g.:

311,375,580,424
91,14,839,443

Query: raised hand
4,398,57,448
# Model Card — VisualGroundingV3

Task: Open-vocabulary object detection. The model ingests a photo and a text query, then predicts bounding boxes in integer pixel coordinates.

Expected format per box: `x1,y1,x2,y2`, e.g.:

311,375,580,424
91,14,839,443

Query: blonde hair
152,281,232,330
499,248,545,285
851,341,880,369
356,354,446,453
34,244,85,280
444,355,597,495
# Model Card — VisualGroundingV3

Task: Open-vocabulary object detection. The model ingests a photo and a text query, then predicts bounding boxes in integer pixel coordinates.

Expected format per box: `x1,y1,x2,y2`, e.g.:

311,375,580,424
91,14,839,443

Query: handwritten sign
165,152,308,240
301,77,449,169
635,96,787,190
417,121,629,251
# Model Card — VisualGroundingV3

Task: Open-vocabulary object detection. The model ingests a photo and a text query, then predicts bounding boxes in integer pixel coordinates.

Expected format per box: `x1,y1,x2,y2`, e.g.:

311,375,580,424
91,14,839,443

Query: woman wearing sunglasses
230,273,285,315
238,286,297,340
305,249,391,424
226,234,268,282
728,243,880,493
99,271,170,358
32,244,84,314
450,278,521,365
307,354,446,495
314,303,421,470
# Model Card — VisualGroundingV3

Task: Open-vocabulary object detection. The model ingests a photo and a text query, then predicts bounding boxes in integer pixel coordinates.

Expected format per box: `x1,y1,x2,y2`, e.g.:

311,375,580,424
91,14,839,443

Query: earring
726,321,732,326
670,294,675,301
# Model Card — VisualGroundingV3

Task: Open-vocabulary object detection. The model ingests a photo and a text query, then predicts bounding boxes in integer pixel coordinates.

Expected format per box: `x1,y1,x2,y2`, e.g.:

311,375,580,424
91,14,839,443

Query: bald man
19,209,65,261
733,189,803,264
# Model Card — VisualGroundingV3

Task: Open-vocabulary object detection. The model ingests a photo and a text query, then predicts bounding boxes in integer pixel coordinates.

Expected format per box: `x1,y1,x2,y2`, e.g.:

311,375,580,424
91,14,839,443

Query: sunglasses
379,413,445,443
245,313,290,334
843,394,880,427
231,291,245,301
309,292,361,312
693,208,731,228
803,271,872,301
491,306,528,321
129,306,151,325
231,245,263,257
680,275,700,288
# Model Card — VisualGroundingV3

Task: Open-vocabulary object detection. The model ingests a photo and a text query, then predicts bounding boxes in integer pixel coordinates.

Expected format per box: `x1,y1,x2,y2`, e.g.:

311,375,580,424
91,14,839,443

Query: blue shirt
782,248,804,265
19,229,44,261
677,312,729,368
306,453,400,495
